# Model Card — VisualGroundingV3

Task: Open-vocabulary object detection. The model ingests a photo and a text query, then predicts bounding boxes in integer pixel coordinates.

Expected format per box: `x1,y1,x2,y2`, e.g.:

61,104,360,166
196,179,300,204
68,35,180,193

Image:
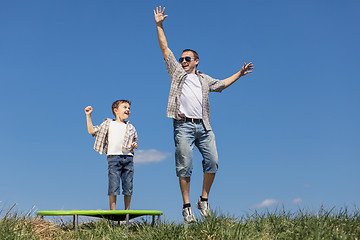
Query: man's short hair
182,49,199,60
112,99,131,117
182,49,199,68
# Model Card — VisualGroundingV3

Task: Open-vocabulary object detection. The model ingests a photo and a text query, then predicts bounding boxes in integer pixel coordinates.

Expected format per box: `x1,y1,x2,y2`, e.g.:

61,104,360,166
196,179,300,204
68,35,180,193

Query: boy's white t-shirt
107,121,132,156
179,73,203,119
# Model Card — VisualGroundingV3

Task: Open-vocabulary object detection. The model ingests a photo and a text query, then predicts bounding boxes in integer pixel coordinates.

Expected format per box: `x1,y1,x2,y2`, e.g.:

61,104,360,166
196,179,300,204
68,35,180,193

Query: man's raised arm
154,6,171,60
223,62,254,89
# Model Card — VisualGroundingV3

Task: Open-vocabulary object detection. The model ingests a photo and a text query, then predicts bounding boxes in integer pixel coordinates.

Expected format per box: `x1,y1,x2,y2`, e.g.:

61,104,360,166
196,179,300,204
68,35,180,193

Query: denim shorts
173,120,219,177
107,155,134,196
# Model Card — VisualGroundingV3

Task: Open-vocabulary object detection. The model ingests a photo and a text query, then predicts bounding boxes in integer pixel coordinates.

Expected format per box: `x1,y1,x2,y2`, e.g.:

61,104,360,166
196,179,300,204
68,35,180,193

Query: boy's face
114,102,131,121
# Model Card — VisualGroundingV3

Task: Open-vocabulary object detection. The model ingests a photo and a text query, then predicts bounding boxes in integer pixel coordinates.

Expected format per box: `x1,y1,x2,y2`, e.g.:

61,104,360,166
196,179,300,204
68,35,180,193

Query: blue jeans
173,120,219,177
107,155,134,196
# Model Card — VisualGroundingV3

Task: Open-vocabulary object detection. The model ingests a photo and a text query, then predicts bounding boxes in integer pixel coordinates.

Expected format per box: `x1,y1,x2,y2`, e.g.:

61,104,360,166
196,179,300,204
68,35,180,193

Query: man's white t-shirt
179,73,203,119
107,121,132,156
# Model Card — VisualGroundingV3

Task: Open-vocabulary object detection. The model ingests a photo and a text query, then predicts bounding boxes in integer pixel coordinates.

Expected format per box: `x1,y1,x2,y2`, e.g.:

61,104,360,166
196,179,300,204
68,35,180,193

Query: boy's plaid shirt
92,118,138,155
165,50,225,131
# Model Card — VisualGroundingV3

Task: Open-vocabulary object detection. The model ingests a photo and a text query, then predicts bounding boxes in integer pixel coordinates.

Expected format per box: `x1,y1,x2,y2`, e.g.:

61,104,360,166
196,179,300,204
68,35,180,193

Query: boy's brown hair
112,99,131,117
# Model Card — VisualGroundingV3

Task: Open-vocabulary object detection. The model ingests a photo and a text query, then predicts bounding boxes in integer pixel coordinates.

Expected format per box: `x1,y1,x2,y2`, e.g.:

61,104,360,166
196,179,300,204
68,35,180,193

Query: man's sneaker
182,207,196,223
196,198,211,217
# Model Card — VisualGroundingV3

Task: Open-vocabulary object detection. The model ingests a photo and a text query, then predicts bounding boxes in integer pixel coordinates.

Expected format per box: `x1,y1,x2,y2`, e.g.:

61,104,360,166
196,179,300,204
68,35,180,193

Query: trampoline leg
157,215,161,226
126,213,129,228
152,215,155,226
73,215,78,231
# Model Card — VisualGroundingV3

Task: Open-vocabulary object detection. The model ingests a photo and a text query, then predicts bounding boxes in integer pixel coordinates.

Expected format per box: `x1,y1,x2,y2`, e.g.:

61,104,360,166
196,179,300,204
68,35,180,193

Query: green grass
1,206,359,239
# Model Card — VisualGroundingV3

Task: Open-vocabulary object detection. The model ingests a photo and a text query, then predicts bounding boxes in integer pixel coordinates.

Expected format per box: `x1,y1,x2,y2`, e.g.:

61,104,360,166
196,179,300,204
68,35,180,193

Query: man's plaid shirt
92,118,138,155
165,50,225,130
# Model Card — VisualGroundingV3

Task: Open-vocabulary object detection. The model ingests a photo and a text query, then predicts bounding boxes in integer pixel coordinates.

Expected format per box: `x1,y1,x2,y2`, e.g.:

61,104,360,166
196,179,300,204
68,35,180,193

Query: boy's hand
131,142,138,150
154,6,168,25
85,106,93,115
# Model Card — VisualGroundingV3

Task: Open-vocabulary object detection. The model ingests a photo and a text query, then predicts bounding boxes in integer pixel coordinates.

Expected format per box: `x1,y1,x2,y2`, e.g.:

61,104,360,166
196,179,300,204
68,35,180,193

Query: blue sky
1,0,359,222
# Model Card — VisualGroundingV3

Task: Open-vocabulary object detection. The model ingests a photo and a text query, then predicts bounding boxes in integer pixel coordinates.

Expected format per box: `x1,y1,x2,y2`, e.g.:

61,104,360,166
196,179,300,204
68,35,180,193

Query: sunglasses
179,57,193,63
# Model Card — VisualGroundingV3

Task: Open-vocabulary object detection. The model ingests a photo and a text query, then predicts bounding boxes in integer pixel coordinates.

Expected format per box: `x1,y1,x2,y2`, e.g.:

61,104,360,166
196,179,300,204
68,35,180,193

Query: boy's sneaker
196,198,211,217
182,207,196,223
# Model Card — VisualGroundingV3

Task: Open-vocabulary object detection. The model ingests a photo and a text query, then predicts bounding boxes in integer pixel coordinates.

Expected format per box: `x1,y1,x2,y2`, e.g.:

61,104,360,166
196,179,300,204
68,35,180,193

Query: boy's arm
223,62,254,89
154,6,171,60
84,106,95,135
131,129,138,149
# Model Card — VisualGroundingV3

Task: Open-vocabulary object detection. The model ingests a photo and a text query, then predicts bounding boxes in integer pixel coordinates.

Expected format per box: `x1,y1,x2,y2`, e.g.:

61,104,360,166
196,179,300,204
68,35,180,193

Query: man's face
114,102,131,121
180,51,199,74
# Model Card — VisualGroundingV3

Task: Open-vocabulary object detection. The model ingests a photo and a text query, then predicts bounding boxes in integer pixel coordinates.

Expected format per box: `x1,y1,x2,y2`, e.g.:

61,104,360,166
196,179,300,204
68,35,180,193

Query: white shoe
182,207,196,223
196,198,211,217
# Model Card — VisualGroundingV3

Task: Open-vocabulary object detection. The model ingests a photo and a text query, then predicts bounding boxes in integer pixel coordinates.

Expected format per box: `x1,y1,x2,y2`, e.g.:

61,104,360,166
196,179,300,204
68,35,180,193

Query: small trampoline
36,210,163,230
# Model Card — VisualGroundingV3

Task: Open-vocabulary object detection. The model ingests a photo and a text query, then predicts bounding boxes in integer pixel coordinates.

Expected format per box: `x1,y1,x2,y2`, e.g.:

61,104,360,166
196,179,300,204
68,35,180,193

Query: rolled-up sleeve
92,125,100,137
92,120,107,137
165,51,186,83
207,75,226,93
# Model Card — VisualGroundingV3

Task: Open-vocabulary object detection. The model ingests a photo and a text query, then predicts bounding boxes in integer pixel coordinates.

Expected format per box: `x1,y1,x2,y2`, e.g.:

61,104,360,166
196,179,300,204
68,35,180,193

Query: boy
84,100,138,210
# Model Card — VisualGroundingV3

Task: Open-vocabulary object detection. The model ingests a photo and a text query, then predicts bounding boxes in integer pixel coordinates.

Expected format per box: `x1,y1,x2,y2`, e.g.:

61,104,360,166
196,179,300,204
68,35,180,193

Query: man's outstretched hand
240,62,254,77
154,6,168,25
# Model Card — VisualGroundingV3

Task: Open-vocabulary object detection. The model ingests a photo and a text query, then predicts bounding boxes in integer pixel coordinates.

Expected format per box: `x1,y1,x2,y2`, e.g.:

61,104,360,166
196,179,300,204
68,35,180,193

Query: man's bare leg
202,173,215,199
179,177,191,204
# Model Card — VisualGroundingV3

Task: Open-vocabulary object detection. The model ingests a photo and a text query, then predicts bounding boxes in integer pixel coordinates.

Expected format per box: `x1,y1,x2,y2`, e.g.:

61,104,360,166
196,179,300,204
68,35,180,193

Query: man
154,6,254,222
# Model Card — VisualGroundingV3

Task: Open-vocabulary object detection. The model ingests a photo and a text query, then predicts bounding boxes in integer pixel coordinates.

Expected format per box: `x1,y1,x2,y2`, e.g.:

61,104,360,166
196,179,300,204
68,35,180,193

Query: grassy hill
1,206,359,239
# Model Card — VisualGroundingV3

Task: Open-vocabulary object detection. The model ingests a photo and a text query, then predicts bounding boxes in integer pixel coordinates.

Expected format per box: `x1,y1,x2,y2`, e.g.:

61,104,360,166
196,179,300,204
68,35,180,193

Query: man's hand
154,6,168,26
223,62,254,89
240,62,254,77
85,106,93,115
